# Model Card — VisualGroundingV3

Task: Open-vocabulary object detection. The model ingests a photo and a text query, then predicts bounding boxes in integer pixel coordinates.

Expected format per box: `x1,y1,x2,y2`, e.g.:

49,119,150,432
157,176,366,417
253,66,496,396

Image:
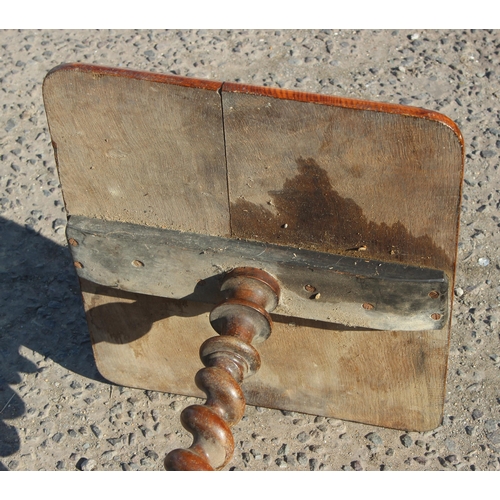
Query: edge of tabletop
221,81,465,147
43,62,223,92
42,63,464,152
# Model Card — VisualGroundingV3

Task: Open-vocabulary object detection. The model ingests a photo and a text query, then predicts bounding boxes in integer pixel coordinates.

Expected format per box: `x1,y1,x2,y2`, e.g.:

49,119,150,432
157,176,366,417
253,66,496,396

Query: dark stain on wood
230,157,451,270
416,347,427,376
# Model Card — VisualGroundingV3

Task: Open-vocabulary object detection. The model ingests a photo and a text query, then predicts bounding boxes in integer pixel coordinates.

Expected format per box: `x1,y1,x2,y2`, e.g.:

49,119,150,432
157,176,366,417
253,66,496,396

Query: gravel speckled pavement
1,29,499,471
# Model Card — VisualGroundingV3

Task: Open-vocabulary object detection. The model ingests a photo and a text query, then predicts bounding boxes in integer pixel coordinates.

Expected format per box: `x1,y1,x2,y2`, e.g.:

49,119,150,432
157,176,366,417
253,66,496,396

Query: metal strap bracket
67,215,448,331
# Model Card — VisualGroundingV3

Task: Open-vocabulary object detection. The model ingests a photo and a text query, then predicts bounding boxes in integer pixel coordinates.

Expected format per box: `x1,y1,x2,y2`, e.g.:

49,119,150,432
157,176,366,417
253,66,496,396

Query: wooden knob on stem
164,267,280,471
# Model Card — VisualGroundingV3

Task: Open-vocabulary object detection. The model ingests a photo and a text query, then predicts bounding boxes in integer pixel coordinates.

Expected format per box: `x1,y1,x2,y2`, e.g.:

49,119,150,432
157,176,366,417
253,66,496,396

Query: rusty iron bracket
66,215,448,331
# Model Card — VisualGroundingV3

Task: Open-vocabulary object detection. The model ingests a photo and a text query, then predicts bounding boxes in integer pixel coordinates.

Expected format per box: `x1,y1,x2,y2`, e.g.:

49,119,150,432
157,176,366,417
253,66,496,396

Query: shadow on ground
0,216,100,467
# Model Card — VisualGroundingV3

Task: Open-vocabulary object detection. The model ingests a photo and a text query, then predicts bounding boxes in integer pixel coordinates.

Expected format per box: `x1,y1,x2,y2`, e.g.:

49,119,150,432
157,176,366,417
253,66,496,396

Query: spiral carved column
164,267,280,471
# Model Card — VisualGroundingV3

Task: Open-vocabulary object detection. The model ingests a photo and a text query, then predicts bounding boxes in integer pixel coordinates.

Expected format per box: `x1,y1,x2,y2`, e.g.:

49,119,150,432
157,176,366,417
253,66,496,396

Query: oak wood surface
222,84,463,273
221,81,463,140
44,64,464,431
83,281,448,430
43,64,229,236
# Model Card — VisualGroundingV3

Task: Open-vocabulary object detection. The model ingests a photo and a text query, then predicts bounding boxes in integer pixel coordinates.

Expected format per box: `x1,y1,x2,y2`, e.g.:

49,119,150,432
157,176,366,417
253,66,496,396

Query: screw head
431,313,442,321
304,284,316,293
68,238,79,247
428,290,440,299
132,260,144,267
74,261,83,269
362,303,374,310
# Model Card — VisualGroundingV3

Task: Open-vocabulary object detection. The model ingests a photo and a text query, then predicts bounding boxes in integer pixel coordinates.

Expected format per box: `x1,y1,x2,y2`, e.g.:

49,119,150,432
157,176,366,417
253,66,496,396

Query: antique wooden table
43,63,464,470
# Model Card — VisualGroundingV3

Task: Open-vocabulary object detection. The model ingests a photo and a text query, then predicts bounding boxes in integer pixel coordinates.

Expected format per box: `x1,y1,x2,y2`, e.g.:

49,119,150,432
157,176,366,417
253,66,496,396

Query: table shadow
0,217,99,467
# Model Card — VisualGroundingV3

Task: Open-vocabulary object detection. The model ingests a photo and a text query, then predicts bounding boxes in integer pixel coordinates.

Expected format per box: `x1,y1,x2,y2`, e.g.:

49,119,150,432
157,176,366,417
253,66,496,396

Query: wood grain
221,81,463,141
83,281,448,430
222,86,463,273
45,65,464,431
43,64,229,236
48,63,223,91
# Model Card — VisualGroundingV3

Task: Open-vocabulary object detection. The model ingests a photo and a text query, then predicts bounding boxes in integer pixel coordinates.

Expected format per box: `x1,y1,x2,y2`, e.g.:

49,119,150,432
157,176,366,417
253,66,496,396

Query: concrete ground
1,29,499,471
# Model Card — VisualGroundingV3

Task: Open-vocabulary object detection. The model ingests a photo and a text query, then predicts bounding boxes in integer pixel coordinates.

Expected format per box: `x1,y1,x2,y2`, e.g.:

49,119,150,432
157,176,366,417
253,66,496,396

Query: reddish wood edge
221,82,464,147
43,62,465,269
44,63,464,149
44,63,223,92
44,62,463,428
43,61,465,282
